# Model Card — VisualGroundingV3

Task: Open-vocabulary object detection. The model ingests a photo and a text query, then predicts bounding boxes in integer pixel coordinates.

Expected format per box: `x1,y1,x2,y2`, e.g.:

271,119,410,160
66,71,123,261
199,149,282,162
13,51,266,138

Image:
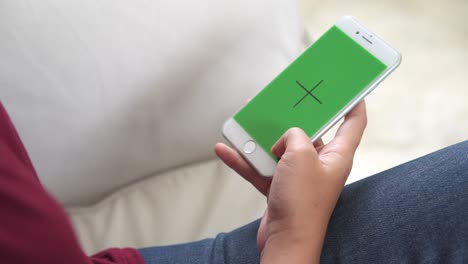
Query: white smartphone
222,16,401,177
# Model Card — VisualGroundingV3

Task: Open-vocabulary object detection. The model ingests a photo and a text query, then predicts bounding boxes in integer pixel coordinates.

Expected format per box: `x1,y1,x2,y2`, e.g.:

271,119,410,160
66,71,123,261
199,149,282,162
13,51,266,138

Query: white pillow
0,0,304,205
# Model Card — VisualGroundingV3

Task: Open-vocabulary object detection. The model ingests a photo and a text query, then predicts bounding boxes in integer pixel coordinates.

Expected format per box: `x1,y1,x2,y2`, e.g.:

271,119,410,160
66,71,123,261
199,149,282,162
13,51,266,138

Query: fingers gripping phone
222,16,401,177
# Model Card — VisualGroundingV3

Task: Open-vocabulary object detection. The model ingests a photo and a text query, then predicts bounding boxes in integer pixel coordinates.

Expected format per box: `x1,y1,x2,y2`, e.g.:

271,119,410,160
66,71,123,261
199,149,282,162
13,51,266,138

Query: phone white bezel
222,16,401,177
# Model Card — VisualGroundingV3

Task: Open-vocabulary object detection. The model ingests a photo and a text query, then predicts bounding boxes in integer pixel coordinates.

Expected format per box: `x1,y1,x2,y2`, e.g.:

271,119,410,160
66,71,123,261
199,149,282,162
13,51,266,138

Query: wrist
260,231,322,264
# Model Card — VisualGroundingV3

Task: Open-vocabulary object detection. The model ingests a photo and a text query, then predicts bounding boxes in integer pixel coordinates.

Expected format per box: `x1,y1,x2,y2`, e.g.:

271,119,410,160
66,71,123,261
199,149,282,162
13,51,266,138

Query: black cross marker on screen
293,80,324,108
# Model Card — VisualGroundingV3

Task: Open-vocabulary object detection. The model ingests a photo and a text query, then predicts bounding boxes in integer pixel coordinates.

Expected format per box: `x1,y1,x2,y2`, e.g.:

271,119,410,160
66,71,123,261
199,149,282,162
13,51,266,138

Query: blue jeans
139,141,468,263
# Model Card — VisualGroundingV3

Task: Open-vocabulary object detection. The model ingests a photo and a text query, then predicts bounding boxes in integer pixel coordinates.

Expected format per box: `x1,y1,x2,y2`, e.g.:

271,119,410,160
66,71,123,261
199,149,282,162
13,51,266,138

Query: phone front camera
356,31,360,35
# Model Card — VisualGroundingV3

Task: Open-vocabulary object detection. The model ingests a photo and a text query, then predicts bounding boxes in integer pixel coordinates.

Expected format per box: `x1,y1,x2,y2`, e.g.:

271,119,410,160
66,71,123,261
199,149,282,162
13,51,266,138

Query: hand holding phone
215,101,368,262
222,16,401,177
217,16,400,261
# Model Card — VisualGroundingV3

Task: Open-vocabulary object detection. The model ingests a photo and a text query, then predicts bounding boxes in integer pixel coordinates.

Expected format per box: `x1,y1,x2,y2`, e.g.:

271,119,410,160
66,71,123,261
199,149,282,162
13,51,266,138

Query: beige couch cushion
0,0,304,206
68,160,266,255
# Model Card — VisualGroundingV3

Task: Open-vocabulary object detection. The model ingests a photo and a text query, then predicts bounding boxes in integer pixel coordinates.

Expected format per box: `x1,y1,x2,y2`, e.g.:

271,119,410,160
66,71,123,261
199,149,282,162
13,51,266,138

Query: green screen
234,26,387,159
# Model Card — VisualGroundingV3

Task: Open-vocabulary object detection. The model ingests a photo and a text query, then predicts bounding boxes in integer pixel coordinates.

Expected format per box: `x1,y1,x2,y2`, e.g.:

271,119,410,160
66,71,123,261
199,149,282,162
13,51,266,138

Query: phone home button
243,140,256,154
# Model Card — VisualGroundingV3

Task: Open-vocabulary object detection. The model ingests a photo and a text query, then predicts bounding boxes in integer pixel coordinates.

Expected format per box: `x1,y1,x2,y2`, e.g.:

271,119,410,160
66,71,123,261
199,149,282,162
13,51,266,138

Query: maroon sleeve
0,102,145,264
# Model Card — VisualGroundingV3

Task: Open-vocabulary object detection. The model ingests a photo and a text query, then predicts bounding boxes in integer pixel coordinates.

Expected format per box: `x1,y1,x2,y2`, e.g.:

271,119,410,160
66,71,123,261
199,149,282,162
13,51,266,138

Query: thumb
271,127,316,158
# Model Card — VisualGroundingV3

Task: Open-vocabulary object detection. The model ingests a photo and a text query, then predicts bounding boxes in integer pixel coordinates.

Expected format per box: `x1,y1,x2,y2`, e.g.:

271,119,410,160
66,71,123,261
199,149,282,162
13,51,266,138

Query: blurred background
301,0,468,183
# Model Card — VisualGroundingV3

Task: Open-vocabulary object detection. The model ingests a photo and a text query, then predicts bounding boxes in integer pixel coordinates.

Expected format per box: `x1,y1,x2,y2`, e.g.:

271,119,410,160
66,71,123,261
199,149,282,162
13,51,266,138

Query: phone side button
243,140,256,154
